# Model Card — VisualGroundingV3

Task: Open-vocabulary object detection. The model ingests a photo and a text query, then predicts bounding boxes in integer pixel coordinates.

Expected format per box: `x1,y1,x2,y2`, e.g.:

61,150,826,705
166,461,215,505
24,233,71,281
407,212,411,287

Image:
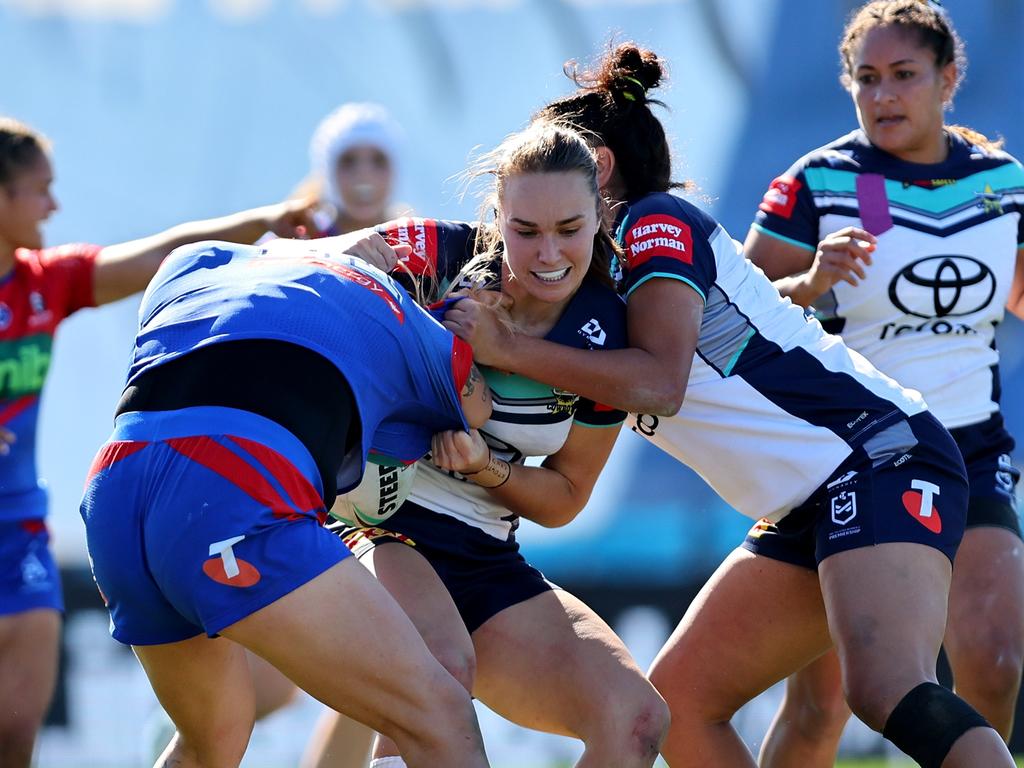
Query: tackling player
0,117,316,767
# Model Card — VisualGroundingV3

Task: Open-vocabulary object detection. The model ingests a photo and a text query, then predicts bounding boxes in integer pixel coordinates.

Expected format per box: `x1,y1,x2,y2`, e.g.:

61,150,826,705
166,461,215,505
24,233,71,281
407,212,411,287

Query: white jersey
617,192,927,522
372,218,628,540
753,129,1024,428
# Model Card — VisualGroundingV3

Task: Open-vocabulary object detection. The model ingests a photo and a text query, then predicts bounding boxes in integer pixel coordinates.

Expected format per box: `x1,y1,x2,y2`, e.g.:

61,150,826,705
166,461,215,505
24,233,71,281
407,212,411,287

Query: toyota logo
888,255,995,319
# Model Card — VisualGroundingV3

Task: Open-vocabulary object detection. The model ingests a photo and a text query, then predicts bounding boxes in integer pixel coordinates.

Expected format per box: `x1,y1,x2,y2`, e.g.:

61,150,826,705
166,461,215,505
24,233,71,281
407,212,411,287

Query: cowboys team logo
549,388,579,415
888,255,995,319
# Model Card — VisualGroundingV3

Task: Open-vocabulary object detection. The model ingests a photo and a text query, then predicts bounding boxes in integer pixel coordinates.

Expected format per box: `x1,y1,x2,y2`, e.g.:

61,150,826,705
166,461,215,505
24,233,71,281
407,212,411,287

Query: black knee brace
882,682,991,768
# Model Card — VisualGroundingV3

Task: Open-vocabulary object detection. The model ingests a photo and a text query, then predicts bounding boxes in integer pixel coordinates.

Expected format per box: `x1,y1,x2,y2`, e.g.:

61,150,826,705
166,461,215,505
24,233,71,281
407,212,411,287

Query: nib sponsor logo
902,479,942,534
203,535,261,587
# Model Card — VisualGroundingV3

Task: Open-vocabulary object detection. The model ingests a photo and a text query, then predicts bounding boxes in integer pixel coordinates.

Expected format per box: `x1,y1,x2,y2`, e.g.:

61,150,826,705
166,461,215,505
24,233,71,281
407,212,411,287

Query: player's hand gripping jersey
129,239,471,493
377,218,627,540
0,245,98,522
617,192,928,522
753,129,1024,429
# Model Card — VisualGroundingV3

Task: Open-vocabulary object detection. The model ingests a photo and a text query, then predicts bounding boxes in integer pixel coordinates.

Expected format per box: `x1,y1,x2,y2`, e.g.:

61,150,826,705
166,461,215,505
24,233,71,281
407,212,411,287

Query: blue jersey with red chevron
0,245,98,523
128,239,471,494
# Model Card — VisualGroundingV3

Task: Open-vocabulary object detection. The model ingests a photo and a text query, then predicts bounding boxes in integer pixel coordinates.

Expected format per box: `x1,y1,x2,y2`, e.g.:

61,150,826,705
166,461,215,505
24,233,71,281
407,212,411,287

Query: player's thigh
946,526,1024,652
818,542,950,728
649,547,832,721
133,631,256,755
0,608,60,724
360,540,474,681
223,557,466,737
472,589,660,737
247,649,299,720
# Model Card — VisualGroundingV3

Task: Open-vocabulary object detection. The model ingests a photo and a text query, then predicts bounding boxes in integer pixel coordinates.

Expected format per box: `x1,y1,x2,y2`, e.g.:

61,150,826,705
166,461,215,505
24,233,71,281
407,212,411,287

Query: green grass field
836,760,1024,767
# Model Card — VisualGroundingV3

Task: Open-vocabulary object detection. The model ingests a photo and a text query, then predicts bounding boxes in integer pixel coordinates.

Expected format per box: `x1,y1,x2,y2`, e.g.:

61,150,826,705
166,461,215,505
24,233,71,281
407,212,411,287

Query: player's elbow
638,379,686,417
533,491,590,528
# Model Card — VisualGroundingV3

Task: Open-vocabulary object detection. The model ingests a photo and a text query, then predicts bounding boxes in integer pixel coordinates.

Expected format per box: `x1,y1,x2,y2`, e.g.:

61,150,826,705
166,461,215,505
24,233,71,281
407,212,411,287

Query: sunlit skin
334,144,393,228
848,24,957,163
497,170,599,335
0,153,58,270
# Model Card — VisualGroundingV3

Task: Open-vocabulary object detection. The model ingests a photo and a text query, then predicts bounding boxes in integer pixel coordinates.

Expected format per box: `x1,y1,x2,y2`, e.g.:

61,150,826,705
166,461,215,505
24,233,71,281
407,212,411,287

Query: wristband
465,453,511,489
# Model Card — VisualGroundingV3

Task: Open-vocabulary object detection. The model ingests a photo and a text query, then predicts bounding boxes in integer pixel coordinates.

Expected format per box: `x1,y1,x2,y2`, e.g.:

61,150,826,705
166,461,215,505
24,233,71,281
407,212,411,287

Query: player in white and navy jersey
445,42,1014,767
745,3,1024,762
325,124,670,767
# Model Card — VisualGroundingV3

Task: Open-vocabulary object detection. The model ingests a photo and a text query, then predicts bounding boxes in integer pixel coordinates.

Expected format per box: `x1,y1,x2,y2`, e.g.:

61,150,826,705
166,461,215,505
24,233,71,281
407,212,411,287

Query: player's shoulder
954,134,1024,179
23,242,101,265
787,130,868,176
623,191,719,238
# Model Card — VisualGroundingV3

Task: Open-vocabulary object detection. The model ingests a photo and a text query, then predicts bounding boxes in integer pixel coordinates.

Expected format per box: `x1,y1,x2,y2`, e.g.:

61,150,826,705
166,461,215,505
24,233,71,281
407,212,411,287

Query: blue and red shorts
743,411,969,569
80,406,349,646
0,519,62,615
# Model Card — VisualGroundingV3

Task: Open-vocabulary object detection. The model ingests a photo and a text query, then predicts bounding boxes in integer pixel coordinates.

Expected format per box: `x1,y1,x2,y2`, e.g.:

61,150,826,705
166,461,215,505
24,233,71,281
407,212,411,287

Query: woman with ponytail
445,41,1015,767
311,121,669,768
745,3,1024,764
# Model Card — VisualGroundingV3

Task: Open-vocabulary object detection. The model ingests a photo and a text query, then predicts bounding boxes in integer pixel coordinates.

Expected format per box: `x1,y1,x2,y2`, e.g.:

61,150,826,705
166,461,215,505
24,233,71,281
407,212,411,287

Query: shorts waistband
111,407,322,497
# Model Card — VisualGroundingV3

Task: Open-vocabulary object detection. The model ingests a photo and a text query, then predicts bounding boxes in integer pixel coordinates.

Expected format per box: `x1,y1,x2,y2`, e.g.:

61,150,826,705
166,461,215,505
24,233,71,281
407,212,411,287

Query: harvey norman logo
623,214,693,269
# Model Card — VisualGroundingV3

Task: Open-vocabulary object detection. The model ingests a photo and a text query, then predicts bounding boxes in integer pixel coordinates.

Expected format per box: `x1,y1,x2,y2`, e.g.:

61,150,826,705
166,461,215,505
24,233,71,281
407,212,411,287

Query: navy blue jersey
377,217,627,539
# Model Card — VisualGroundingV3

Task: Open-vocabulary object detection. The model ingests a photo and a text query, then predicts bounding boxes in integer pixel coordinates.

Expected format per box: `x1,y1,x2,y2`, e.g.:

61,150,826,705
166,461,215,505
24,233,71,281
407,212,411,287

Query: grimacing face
334,144,393,224
497,170,599,308
0,152,57,252
848,24,956,164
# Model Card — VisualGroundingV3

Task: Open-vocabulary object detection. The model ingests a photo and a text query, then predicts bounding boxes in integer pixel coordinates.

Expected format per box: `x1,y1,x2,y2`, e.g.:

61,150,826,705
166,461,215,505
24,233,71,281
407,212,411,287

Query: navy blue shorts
81,407,349,646
0,519,62,615
334,502,554,634
949,413,1020,535
743,411,969,570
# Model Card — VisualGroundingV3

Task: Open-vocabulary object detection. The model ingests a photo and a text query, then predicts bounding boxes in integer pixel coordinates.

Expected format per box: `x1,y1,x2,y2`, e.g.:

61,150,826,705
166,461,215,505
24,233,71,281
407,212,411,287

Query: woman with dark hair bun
445,41,1015,767
746,2,1024,765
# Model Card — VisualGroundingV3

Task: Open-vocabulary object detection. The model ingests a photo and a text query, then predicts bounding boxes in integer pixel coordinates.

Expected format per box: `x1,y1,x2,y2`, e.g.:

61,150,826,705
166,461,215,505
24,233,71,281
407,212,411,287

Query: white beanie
309,102,404,211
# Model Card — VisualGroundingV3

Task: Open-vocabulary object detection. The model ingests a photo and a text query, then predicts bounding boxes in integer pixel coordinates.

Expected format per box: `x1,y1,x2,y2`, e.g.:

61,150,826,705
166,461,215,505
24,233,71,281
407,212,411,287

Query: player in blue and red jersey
79,236,492,767
0,117,317,767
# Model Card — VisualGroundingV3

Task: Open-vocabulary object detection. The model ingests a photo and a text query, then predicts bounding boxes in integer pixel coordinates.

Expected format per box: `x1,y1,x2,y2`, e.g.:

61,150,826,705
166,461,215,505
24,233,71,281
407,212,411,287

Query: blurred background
1,0,1022,765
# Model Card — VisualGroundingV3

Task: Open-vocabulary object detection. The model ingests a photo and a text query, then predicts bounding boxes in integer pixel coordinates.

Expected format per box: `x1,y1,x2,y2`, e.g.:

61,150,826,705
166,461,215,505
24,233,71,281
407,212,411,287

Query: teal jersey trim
750,223,816,251
721,328,756,376
572,418,625,428
627,272,707,304
806,164,1024,216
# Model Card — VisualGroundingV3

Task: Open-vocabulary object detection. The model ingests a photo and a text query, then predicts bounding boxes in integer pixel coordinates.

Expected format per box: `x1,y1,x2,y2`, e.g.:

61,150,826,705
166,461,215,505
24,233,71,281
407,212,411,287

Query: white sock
369,758,407,768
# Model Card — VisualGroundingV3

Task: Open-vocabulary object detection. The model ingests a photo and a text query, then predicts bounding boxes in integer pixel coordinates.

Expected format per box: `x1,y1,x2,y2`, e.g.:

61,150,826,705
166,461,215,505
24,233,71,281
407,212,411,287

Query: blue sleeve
616,193,718,302
750,159,819,251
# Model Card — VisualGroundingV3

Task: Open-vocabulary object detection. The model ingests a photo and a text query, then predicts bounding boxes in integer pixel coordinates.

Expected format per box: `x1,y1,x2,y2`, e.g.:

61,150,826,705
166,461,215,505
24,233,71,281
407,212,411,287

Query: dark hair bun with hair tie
600,43,664,106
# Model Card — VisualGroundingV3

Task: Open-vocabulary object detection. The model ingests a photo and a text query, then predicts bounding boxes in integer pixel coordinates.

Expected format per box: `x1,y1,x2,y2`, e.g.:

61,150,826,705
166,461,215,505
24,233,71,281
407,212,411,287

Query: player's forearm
772,274,820,308
492,334,683,416
464,457,587,528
